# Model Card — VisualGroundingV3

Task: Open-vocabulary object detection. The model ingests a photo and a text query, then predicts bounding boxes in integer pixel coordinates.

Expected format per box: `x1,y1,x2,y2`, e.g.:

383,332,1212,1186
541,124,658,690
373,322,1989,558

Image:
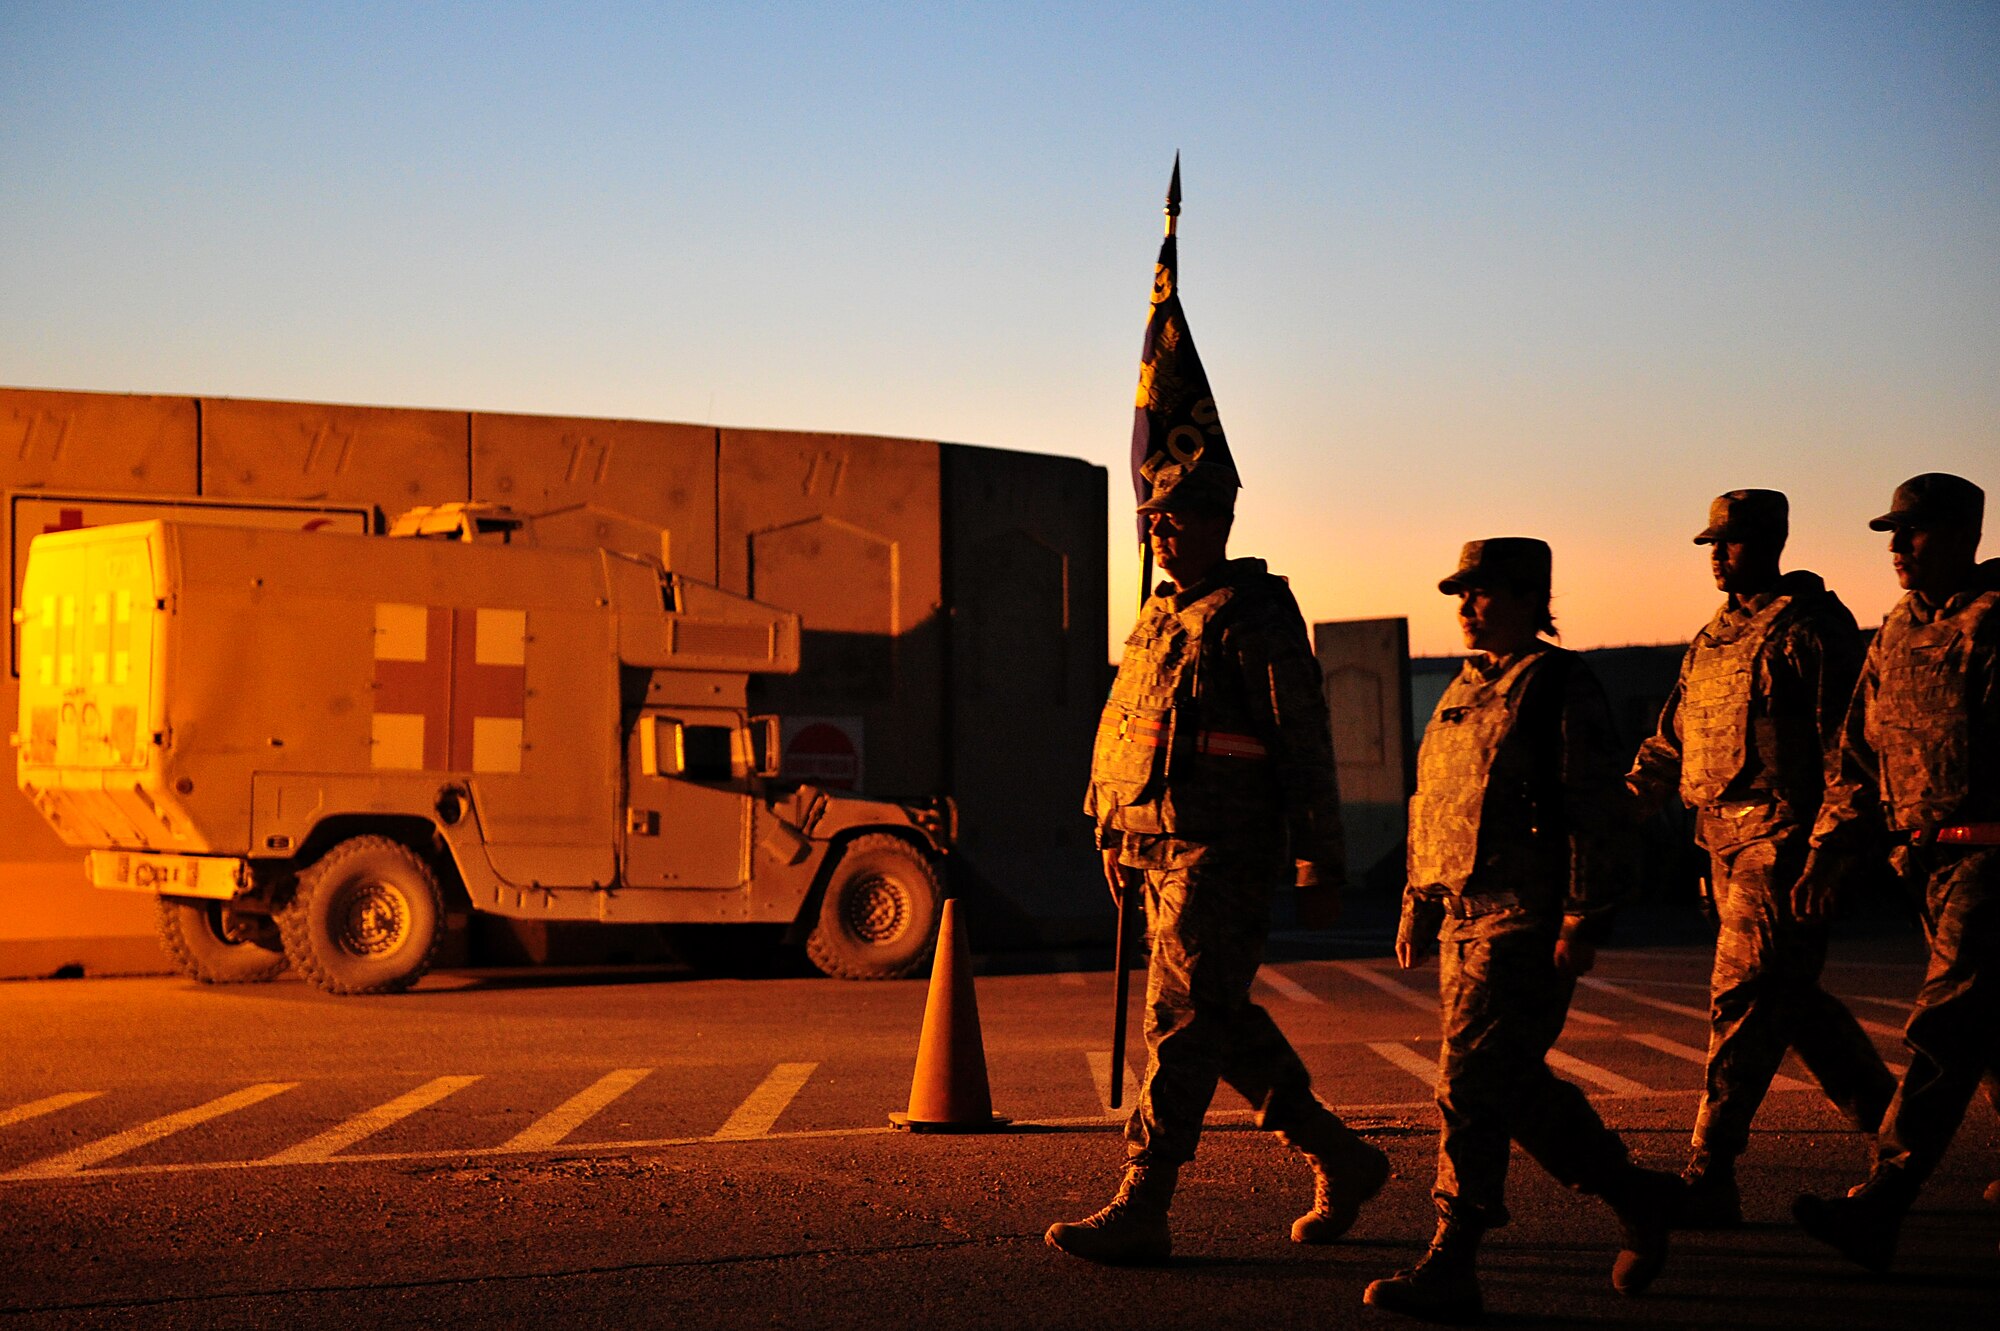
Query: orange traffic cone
889,898,1009,1132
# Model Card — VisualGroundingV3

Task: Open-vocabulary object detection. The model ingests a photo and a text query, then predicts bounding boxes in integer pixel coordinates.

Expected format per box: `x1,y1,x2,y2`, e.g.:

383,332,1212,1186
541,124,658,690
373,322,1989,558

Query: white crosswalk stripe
1257,966,1323,1004
0,1091,101,1130
1623,1032,1811,1091
1579,976,1709,1022
3,1082,297,1180
712,1063,816,1140
1085,1051,1143,1114
505,1068,652,1151
2,981,1844,1186
1368,1041,1439,1085
1546,1049,1652,1096
266,1076,482,1164
1331,961,1437,1012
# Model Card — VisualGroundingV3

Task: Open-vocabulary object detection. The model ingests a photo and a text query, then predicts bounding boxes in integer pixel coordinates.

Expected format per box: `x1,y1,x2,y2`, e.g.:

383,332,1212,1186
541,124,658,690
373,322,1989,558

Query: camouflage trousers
1689,819,1895,1172
1872,846,2000,1192
1121,848,1330,1166
1431,911,1633,1228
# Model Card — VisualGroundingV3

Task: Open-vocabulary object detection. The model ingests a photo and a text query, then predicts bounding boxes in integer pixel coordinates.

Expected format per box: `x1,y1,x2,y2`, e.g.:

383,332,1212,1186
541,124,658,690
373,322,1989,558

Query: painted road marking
0,1065,1728,1189
1579,976,1709,1022
0,1091,101,1130
1564,1006,1618,1027
1623,1032,1810,1091
1332,962,1437,1013
265,1076,481,1165
1546,1049,1652,1097
1590,977,1902,1038
1058,971,1087,988
2,1082,297,1180
1085,1050,1145,1114
711,1063,816,1140
1845,992,1915,1012
504,1068,652,1151
1368,1041,1439,1086
1257,966,1323,1005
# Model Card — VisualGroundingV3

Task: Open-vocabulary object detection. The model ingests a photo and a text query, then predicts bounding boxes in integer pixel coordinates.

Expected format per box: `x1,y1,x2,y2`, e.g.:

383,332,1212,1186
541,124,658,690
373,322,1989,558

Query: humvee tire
156,897,289,984
805,834,942,980
278,836,444,995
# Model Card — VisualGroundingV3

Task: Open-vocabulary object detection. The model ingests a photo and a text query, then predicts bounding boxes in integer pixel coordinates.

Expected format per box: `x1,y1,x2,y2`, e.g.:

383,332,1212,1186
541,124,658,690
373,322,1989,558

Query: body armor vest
1678,593,1795,807
1867,591,1998,830
1088,563,1283,839
1408,647,1562,898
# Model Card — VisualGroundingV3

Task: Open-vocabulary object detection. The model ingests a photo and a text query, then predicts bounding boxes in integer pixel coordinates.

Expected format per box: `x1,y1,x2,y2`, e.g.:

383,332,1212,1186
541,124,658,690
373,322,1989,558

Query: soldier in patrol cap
1045,458,1388,1265
1792,472,2000,1271
1628,490,1895,1226
1363,538,1678,1321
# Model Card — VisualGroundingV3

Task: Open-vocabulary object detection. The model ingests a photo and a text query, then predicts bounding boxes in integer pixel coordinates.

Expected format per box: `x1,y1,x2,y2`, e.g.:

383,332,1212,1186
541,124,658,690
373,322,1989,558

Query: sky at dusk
3,2,1995,656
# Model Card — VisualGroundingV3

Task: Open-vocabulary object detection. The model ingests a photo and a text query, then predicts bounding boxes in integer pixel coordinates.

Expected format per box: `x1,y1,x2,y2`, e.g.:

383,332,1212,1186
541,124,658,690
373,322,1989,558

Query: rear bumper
85,850,249,900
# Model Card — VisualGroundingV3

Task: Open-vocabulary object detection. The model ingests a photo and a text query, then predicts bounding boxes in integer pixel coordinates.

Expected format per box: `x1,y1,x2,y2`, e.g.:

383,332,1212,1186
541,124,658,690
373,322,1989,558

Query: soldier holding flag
1045,161,1386,1265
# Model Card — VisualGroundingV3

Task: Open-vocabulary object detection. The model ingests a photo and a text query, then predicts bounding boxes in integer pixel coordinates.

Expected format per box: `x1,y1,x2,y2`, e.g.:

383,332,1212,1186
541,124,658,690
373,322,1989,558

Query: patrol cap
1869,472,1984,533
1136,460,1239,517
1438,537,1552,595
1694,489,1788,546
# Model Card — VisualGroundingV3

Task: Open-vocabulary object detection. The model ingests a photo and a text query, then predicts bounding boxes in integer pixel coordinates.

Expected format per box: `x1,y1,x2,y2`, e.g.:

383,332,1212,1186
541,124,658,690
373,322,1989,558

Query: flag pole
1109,158,1181,1113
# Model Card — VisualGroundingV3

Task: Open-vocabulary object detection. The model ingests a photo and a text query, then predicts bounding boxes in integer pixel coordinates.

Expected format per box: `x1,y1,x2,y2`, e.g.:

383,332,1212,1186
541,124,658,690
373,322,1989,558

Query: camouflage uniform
1405,640,1640,1228
1629,570,1894,1176
1811,561,2000,1198
1087,555,1347,1165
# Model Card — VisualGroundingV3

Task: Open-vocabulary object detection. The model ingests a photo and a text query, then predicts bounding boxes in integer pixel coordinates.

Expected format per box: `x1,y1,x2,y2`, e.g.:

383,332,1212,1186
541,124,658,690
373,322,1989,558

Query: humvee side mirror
750,715,782,779
639,717,686,777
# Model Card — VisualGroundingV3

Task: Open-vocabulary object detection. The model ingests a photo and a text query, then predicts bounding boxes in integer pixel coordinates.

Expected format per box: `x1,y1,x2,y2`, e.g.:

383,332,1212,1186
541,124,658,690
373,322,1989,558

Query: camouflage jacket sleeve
1225,589,1347,875
1810,649,1881,852
1549,657,1633,935
1626,670,1687,815
1763,611,1864,803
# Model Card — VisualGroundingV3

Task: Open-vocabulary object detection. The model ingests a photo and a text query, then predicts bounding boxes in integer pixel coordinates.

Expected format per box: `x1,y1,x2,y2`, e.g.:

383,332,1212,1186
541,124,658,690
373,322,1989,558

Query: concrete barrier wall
0,387,1107,977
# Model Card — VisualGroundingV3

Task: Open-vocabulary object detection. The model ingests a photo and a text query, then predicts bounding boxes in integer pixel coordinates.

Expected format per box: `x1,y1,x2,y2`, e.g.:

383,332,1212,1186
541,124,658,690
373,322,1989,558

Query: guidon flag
1130,154,1239,514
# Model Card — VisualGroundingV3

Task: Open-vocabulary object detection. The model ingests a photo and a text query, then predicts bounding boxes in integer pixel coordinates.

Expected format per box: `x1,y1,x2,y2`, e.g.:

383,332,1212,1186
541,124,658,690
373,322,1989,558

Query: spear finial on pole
1165,152,1181,237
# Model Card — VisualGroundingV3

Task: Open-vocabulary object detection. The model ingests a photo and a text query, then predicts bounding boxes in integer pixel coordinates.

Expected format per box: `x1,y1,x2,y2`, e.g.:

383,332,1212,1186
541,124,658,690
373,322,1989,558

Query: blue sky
4,2,1996,652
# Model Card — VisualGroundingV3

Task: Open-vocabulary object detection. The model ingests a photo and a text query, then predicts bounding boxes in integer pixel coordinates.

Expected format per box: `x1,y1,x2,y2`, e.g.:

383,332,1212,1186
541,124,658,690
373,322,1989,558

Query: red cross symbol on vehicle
373,607,526,770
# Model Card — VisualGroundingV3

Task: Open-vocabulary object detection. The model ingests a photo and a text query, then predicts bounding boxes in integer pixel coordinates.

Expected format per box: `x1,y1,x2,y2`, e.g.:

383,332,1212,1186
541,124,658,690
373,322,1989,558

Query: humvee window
682,725,735,783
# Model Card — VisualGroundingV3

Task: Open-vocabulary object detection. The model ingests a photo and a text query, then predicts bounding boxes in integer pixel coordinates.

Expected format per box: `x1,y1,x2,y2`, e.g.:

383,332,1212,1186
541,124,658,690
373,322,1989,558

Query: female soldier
1363,538,1679,1321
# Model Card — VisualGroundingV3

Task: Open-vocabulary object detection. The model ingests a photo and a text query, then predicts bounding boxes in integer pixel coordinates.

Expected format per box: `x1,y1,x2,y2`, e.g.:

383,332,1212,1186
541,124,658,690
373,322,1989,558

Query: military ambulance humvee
14,504,950,993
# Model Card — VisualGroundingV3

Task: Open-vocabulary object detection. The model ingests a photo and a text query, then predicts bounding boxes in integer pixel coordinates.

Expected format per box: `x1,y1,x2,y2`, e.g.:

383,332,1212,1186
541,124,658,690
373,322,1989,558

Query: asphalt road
1,923,1994,1330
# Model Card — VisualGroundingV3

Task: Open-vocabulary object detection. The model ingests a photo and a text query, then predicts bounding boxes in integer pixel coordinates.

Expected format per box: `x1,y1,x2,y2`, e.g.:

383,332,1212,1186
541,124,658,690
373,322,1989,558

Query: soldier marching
1363,538,1678,1319
1048,168,1992,1311
1045,458,1389,1264
1627,490,1896,1225
1051,464,1994,1316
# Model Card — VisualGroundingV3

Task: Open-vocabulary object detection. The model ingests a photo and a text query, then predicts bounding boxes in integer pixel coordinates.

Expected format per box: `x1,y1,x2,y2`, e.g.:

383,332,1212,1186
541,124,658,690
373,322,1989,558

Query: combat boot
1361,1218,1483,1323
1279,1112,1391,1243
1044,1163,1177,1265
1599,1165,1677,1294
1675,1160,1743,1230
1793,1176,1910,1273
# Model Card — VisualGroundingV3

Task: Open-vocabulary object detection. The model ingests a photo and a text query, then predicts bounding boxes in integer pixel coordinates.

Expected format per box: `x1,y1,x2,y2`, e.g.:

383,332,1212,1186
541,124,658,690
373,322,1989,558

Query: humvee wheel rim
335,880,411,957
843,874,910,946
